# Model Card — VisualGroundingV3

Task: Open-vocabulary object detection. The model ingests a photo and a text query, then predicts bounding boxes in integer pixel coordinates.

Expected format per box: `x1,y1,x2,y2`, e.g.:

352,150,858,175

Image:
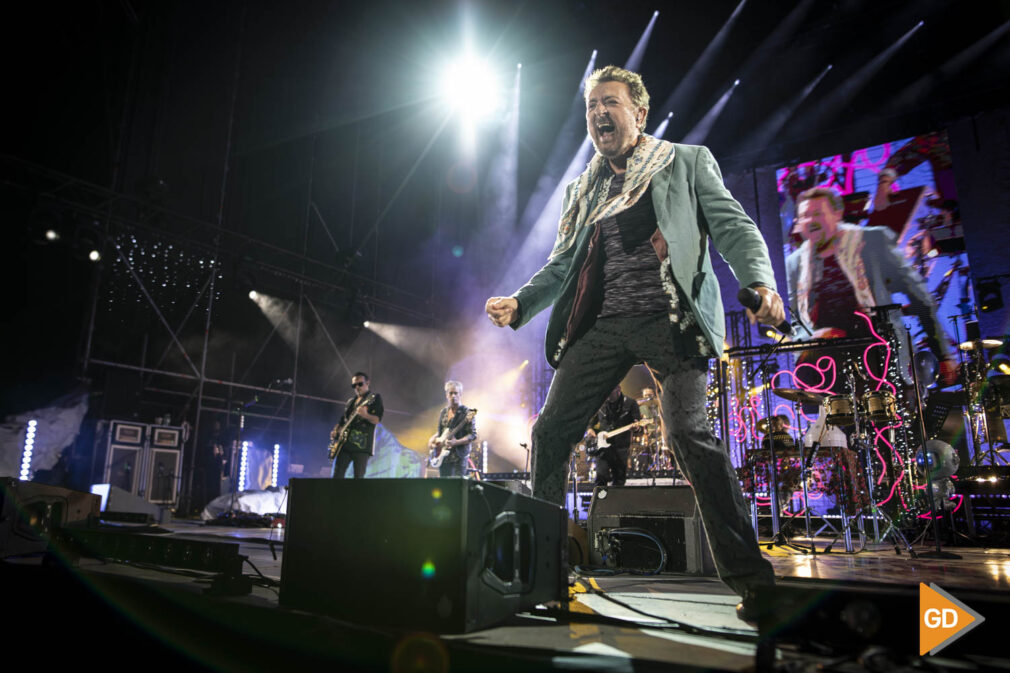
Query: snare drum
825,395,856,427
864,390,898,424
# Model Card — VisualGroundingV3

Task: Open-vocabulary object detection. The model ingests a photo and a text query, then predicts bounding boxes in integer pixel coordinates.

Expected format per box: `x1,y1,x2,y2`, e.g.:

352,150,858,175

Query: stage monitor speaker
587,485,715,575
0,478,101,558
90,484,168,523
279,478,567,633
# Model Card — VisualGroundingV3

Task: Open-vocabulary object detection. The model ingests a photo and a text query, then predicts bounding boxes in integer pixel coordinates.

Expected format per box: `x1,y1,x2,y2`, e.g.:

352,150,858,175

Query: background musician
586,386,641,487
427,380,477,478
331,372,383,479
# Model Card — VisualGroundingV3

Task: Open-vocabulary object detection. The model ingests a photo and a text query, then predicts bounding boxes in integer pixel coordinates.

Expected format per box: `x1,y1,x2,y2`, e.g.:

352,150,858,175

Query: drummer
761,414,796,455
637,387,660,420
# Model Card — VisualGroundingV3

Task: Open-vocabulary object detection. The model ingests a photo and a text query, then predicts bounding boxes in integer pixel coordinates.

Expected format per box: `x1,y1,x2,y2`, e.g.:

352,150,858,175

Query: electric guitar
428,408,478,468
327,393,376,460
584,418,653,456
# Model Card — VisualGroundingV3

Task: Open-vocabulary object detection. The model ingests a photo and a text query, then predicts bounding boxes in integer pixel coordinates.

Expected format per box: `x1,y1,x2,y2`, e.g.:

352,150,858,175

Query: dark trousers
439,450,469,478
332,451,369,479
530,314,773,594
594,446,628,486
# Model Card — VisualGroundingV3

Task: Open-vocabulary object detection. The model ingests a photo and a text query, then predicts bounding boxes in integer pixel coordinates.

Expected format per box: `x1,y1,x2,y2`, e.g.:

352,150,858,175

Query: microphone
738,287,793,336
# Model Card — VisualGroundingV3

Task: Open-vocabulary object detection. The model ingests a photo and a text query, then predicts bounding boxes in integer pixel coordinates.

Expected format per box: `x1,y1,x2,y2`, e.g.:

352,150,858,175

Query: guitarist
331,372,383,479
586,386,640,487
427,380,477,477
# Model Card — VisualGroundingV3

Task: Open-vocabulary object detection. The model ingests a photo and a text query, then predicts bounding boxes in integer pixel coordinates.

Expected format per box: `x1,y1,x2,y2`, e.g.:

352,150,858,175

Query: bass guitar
327,393,376,460
584,418,653,456
428,408,478,468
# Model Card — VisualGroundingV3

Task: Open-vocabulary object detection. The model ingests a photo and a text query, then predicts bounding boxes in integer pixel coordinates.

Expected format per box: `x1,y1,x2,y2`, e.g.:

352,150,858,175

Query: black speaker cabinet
0,478,101,558
279,478,567,632
587,485,715,575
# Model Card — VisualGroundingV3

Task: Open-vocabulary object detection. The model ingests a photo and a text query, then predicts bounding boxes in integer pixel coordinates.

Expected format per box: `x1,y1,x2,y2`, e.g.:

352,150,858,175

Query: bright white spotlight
88,250,101,262
248,290,259,301
442,57,502,121
363,320,371,328
45,229,59,241
734,79,740,87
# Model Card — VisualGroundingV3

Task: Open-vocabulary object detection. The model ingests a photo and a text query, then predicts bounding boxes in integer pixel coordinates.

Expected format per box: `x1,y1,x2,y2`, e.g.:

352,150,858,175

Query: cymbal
772,388,825,405
755,417,787,435
959,338,1004,351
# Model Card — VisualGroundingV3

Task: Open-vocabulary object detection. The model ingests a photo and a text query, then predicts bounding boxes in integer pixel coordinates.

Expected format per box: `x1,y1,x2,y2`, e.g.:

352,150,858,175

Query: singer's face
586,81,646,159
445,385,461,408
796,197,841,249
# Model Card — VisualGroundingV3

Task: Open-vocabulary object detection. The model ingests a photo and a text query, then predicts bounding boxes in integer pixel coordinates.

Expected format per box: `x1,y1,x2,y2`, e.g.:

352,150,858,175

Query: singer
485,65,784,622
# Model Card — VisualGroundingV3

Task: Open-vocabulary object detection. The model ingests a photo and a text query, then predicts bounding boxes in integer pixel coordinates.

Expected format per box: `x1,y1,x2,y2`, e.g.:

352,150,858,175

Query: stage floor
25,517,1009,672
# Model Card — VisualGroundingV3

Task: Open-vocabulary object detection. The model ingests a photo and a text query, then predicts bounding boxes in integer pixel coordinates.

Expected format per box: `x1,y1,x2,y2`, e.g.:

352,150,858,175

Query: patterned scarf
795,224,875,331
549,134,677,259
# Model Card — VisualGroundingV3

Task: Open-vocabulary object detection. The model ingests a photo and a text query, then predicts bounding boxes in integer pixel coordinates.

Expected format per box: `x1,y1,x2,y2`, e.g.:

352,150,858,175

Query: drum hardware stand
750,334,791,538
906,326,962,559
767,438,821,555
794,401,815,542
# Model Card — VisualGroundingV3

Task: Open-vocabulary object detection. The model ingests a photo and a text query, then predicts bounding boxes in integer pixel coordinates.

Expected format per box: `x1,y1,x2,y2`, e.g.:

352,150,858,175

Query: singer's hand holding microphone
737,286,791,335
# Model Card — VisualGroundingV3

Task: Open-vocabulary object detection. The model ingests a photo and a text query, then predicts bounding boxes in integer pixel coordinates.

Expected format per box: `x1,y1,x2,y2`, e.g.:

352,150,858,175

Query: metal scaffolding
3,153,434,510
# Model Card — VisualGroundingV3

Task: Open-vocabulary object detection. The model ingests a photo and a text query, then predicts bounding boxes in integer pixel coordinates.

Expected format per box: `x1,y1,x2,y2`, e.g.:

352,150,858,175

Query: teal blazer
512,144,776,367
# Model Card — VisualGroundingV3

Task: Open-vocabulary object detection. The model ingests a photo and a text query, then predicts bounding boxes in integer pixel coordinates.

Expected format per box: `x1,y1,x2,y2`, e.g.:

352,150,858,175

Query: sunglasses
351,381,366,388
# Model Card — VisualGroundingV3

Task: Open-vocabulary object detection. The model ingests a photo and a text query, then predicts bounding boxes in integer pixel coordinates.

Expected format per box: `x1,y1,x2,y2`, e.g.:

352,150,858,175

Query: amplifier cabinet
587,485,715,575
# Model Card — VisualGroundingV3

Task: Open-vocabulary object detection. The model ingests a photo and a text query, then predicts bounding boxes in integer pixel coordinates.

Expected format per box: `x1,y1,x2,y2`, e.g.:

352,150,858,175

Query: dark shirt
810,254,869,336
593,394,641,451
339,393,384,455
436,405,477,459
598,174,669,317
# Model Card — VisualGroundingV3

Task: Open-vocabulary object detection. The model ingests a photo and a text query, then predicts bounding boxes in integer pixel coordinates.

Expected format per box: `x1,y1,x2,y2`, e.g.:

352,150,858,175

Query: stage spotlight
249,290,259,301
45,229,60,241
363,320,371,329
978,279,1004,313
20,420,38,481
733,79,740,87
272,444,281,488
442,56,501,121
239,441,250,492
73,220,104,261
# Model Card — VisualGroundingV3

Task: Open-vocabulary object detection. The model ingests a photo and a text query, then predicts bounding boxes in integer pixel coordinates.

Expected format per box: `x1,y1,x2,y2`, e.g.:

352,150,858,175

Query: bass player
427,380,477,478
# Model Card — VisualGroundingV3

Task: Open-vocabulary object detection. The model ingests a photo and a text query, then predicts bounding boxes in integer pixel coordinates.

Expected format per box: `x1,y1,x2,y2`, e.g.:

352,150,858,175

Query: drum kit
745,379,913,553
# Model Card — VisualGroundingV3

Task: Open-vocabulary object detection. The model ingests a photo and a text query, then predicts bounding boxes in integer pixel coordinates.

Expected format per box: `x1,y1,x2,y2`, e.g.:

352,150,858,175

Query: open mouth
596,120,616,137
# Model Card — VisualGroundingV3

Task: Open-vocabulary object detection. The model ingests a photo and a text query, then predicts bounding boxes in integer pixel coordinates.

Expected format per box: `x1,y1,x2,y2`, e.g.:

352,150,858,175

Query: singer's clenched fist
485,296,518,327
